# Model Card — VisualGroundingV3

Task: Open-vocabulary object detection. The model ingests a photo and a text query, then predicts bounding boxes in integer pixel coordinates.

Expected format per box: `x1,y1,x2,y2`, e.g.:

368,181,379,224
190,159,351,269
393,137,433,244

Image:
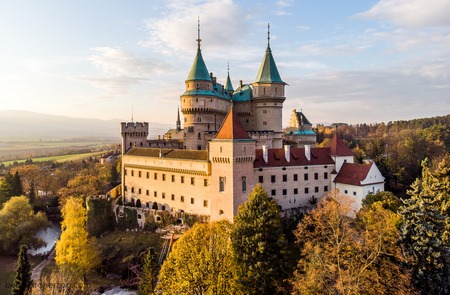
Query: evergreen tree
138,247,158,295
12,171,23,197
231,184,287,294
400,156,450,294
28,181,36,204
11,244,32,295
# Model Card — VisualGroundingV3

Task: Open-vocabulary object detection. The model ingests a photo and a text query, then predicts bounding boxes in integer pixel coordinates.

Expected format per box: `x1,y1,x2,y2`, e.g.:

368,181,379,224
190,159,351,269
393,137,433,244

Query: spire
214,106,252,140
254,23,285,84
187,18,212,81
329,132,354,156
176,107,181,131
225,62,234,92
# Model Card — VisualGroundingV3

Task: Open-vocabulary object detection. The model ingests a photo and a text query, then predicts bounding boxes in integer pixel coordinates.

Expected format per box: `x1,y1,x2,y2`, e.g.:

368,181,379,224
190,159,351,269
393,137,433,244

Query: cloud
358,0,450,28
275,0,294,16
81,47,173,98
142,0,248,56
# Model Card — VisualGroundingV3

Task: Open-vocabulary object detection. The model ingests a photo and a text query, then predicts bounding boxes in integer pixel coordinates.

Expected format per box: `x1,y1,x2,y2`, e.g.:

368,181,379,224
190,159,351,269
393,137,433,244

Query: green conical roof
225,72,233,92
187,48,212,81
254,46,284,84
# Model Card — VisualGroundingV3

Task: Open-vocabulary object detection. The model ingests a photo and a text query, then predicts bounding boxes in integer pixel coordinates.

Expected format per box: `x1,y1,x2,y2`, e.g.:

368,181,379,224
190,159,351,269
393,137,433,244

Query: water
28,221,61,255
102,287,136,295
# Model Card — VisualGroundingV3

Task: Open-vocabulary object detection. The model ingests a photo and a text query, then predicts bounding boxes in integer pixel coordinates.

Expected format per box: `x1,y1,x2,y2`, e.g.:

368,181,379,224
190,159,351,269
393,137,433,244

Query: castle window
146,190,149,196
181,196,185,202
353,191,357,196
138,188,141,194
190,198,194,204
196,98,198,102
197,117,201,122
324,186,328,192
191,177,195,185
344,190,348,194
181,176,184,183
263,87,266,94
259,175,263,183
220,146,222,153
188,126,194,133
304,174,308,181
197,145,201,150
315,187,319,193
131,187,135,193
146,172,149,178
171,175,175,182
154,191,157,197
314,173,319,180
124,186,127,192
263,110,267,114
283,175,287,182
293,174,298,181
131,170,134,177
219,210,224,215
271,189,276,196
324,172,328,179
283,189,287,196
275,87,277,94
140,142,143,146
162,193,165,199
263,121,267,126
203,200,208,207
204,179,208,186
246,119,249,123
130,142,132,147
198,132,201,139
171,194,175,200
294,188,298,195
305,187,309,194
124,169,127,176
162,205,165,211
162,174,166,181
219,177,225,192
271,175,276,183
242,176,247,192
138,171,141,178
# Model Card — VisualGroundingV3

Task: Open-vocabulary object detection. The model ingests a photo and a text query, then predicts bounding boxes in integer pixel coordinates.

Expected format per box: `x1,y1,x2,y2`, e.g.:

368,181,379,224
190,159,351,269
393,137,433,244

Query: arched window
219,177,225,192
198,132,201,139
242,176,247,192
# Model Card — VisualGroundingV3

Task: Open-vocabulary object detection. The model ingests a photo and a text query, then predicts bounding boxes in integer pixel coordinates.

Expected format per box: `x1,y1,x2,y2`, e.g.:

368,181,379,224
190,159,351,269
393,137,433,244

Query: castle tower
181,20,231,150
252,24,286,148
225,63,234,96
209,107,256,221
176,107,181,132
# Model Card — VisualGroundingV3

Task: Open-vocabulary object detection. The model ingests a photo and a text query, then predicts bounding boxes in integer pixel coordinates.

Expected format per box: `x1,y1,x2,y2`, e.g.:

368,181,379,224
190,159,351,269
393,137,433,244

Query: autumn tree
32,268,79,295
0,196,48,254
157,221,237,295
138,247,158,295
11,244,32,295
292,192,414,294
400,156,450,294
55,197,100,281
231,184,287,294
361,190,402,213
0,171,23,206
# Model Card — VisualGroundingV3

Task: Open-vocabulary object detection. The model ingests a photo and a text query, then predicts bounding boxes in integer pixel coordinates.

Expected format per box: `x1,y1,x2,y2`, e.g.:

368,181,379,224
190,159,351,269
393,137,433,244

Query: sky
0,0,449,130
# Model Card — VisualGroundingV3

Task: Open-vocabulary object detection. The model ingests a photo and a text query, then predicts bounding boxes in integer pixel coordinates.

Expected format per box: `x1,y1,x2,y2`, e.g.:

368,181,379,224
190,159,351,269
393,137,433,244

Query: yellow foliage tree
55,197,100,278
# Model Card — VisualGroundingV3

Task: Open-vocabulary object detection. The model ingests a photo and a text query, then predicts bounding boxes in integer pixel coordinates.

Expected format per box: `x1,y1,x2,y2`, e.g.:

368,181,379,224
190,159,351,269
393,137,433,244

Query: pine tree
231,184,287,294
28,181,36,204
138,247,158,295
11,244,32,295
400,156,450,294
12,171,23,197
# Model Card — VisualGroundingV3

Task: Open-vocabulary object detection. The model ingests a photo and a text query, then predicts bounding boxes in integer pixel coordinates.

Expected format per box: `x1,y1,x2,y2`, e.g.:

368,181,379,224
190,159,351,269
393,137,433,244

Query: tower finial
267,23,270,48
227,62,229,73
196,17,202,49
131,104,134,122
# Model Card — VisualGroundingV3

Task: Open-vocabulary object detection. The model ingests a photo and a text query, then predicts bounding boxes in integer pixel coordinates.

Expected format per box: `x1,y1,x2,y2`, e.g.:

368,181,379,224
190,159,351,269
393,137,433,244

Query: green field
1,151,106,166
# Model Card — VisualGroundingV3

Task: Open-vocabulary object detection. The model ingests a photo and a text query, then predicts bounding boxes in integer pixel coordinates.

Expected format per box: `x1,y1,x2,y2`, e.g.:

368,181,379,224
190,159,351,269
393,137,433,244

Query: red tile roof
254,147,335,168
329,133,354,156
214,107,252,140
334,162,373,186
126,148,208,161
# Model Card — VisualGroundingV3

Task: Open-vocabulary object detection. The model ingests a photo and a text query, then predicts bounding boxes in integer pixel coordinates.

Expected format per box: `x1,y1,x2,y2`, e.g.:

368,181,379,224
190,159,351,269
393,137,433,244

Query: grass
1,151,106,166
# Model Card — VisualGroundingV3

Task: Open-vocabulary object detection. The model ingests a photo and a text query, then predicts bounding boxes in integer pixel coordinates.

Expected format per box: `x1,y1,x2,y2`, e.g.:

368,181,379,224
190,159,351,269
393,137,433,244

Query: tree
11,244,32,295
400,156,450,294
0,196,49,254
231,184,287,294
292,192,414,294
138,248,158,295
32,268,79,295
361,191,401,213
55,197,100,280
157,221,237,294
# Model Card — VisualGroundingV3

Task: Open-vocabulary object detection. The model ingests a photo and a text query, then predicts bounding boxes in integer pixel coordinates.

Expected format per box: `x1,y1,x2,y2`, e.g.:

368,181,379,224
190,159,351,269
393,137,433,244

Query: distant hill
0,110,171,141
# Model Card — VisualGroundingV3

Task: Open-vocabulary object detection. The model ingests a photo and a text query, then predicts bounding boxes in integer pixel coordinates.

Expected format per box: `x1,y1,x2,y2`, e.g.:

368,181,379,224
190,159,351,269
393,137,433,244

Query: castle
120,25,385,221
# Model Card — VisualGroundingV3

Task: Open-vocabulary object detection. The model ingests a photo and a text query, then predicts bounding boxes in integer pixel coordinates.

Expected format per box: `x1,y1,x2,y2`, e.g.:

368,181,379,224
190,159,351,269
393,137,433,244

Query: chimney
305,145,311,161
262,145,268,163
284,145,290,162
239,80,243,88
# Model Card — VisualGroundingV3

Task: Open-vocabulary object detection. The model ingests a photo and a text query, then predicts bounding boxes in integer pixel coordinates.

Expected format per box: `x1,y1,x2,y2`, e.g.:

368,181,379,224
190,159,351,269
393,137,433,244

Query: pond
28,221,61,256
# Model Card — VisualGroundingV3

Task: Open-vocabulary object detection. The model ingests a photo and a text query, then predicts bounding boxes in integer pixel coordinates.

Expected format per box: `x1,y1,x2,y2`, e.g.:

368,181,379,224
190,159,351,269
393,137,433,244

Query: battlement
121,122,149,134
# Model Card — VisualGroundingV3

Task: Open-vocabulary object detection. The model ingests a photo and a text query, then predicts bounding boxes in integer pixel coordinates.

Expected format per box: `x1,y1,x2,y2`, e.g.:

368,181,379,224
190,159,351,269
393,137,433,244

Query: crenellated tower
180,20,232,150
251,24,286,148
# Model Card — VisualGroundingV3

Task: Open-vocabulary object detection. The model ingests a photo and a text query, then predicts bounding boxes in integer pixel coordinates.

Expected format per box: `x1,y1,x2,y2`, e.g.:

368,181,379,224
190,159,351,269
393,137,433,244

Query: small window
162,174,166,181
146,190,149,196
263,121,267,126
324,172,328,180
294,188,298,195
171,194,175,200
124,186,128,192
203,200,208,207
259,175,264,183
191,198,194,204
181,176,184,183
242,176,247,192
282,189,287,196
138,171,141,178
263,110,267,114
314,173,318,180
219,210,224,215
191,177,195,185
197,117,201,122
204,179,208,186
181,196,185,202
315,187,319,193
293,174,298,181
304,174,308,181
131,170,134,177
154,191,157,197
271,189,276,196
146,172,149,178
305,187,309,194
271,175,276,183
138,188,141,194
131,187,135,193
154,173,157,180
353,191,357,196
324,186,328,192
283,175,287,182
219,177,225,192
171,175,175,182
162,193,166,199
344,190,348,194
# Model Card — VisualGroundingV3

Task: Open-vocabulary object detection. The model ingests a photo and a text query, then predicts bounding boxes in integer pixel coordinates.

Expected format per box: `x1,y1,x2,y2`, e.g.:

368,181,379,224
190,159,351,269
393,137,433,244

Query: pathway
31,247,55,288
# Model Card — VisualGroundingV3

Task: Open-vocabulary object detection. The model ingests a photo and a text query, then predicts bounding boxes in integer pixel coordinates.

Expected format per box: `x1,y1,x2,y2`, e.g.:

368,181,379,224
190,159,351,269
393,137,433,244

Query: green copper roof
225,72,233,92
254,46,285,84
187,48,212,81
182,82,231,100
232,84,252,102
